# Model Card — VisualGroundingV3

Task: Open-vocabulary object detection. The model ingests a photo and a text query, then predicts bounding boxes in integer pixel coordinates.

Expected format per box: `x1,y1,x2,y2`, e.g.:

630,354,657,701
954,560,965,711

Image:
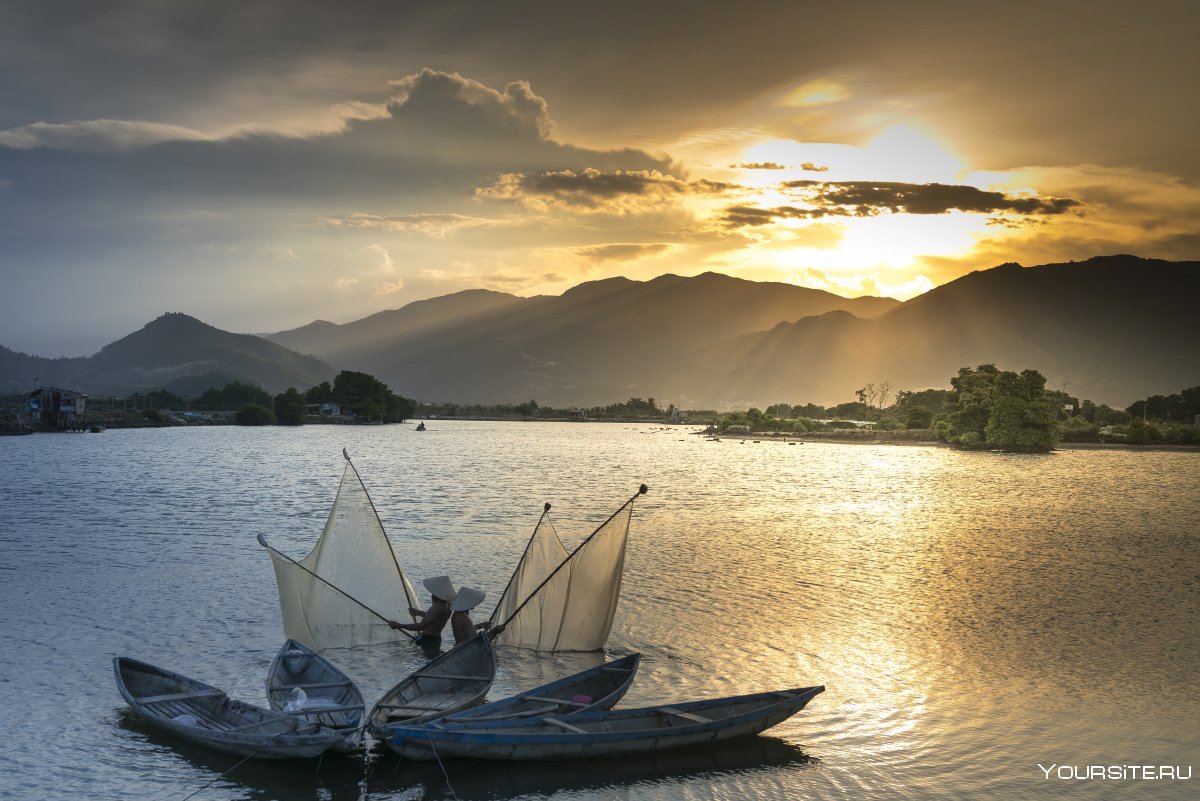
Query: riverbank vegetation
3,365,1195,450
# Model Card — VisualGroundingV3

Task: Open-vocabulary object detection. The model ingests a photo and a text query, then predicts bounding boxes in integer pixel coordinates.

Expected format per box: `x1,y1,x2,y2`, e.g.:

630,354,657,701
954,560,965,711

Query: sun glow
721,123,989,297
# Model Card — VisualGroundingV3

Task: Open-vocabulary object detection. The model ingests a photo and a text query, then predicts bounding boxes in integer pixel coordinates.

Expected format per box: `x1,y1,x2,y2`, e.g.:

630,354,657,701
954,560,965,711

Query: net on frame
266,455,418,649
491,487,644,652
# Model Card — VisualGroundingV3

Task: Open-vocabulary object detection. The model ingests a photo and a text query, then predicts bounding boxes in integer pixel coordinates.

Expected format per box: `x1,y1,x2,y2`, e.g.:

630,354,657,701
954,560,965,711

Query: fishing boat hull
367,635,497,738
386,685,824,761
114,657,343,759
265,639,366,753
438,653,641,724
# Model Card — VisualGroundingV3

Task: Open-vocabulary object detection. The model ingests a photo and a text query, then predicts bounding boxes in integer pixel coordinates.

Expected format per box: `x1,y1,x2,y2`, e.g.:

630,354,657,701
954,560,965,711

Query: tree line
716,368,1199,451
79,371,415,427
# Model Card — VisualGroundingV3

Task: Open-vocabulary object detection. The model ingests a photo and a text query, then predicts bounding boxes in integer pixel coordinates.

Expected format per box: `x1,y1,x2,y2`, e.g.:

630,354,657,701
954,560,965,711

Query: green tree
235,403,275,425
304,381,334,404
905,406,934,429
944,364,1001,446
273,388,306,426
984,369,1058,451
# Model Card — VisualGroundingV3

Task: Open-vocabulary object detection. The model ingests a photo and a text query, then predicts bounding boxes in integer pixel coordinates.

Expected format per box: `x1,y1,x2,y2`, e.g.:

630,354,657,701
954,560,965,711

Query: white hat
423,575,457,601
451,587,486,612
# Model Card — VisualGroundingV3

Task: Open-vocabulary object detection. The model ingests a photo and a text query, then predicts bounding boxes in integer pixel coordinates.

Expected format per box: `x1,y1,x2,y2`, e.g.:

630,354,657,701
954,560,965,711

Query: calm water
1,423,1197,801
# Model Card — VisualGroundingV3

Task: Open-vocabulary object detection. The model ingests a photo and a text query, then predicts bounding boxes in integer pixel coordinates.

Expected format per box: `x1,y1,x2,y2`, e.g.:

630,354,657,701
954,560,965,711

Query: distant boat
114,656,343,759
415,422,426,431
367,635,496,737
435,653,641,725
264,640,365,753
386,685,825,761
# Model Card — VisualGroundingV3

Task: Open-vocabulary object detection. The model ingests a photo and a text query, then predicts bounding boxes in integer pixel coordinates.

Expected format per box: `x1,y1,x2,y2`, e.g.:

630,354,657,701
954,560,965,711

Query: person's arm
408,606,426,619
388,619,423,631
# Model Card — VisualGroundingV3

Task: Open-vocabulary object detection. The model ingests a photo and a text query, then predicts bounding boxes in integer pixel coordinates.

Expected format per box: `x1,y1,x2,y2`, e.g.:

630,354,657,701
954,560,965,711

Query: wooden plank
271,680,353,690
657,706,712,723
450,703,559,721
601,666,633,673
138,689,224,704
542,716,587,734
525,695,588,707
410,672,491,682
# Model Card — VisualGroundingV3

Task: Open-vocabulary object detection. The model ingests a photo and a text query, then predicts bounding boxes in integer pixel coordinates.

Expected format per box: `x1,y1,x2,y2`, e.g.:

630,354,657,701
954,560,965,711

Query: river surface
1,422,1197,801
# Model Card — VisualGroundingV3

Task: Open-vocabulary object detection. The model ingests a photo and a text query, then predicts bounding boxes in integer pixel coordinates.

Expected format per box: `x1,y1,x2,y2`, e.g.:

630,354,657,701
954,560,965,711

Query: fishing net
492,491,639,652
267,459,418,649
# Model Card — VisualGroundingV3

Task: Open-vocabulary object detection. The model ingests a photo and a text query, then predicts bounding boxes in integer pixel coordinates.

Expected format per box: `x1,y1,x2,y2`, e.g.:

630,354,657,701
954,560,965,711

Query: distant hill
4,258,1194,408
264,272,900,405
0,313,334,396
654,256,1200,408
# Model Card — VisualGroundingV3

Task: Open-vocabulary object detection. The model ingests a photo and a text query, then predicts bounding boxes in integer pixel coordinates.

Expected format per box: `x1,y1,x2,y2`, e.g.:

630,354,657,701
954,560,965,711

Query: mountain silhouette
2,256,1195,408
0,313,333,396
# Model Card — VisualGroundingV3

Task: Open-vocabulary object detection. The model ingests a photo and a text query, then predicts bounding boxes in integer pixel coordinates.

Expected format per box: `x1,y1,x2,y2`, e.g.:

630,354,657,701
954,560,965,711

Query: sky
1,0,1198,357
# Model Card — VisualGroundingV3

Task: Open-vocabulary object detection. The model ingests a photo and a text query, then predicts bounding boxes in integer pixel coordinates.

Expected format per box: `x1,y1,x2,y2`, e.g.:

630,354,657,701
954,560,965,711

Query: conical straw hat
422,575,457,601
451,587,486,612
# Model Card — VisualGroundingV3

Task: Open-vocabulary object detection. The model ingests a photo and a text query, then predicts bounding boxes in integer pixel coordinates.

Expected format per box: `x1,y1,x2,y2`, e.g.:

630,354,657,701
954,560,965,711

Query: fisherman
388,575,456,645
448,587,506,644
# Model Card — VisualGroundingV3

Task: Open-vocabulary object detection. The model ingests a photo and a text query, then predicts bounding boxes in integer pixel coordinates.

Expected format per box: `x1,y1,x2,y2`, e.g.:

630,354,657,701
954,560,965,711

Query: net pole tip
342,447,351,461
639,484,649,495
544,502,552,512
256,533,269,548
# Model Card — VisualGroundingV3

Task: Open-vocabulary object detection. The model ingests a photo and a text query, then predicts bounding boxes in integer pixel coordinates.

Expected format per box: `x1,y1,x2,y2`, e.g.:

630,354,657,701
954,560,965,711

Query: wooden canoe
265,639,365,753
367,634,496,737
385,685,825,761
438,653,641,724
114,656,343,759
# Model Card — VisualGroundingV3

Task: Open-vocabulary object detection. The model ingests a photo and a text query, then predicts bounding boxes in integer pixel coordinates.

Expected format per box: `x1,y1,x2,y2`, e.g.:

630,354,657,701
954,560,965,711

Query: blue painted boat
385,685,824,761
437,653,641,724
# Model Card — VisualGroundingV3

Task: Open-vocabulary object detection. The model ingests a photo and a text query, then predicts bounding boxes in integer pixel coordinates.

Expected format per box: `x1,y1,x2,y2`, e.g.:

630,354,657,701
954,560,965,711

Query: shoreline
6,416,1196,452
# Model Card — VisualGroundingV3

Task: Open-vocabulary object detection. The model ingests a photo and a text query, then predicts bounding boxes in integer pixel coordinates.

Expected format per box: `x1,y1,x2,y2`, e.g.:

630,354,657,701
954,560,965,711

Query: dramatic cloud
0,119,212,152
386,69,553,139
571,243,672,263
723,181,1082,227
476,168,734,213
324,212,503,238
732,161,828,172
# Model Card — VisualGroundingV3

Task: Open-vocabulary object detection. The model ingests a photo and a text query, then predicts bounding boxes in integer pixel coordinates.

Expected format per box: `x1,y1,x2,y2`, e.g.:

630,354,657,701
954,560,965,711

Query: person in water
388,575,455,644
449,587,505,644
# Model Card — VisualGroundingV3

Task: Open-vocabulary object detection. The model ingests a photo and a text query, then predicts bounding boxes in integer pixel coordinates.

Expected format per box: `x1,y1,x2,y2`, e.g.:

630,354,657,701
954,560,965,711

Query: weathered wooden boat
438,653,641,724
265,639,365,752
385,685,825,761
114,656,344,759
366,634,496,737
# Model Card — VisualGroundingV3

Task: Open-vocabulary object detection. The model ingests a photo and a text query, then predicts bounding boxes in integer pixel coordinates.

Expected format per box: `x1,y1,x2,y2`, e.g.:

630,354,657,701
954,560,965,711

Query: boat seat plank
272,680,353,690
138,689,225,704
379,696,462,712
658,706,712,723
542,716,587,734
411,672,491,682
444,705,559,724
285,705,362,717
525,695,588,707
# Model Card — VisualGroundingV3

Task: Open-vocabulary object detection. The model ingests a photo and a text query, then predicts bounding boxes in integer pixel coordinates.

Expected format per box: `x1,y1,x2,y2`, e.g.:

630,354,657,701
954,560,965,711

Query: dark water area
1,423,1197,801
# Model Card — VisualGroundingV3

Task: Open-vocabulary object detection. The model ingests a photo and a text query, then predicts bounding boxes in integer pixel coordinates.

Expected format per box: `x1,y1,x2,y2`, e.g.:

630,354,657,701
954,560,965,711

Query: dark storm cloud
721,181,1082,226
0,70,672,235
476,168,734,212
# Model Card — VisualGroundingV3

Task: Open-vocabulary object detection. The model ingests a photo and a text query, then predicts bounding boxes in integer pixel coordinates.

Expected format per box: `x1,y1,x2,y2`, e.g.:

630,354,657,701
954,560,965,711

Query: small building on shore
29,386,88,429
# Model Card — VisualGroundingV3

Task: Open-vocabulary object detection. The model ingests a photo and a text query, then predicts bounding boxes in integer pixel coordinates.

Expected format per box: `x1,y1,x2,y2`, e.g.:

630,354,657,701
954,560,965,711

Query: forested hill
266,256,1198,408
0,313,334,396
2,256,1195,408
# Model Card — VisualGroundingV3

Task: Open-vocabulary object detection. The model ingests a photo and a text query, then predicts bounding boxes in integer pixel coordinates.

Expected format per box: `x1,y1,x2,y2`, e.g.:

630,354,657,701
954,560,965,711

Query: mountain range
2,255,1196,408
